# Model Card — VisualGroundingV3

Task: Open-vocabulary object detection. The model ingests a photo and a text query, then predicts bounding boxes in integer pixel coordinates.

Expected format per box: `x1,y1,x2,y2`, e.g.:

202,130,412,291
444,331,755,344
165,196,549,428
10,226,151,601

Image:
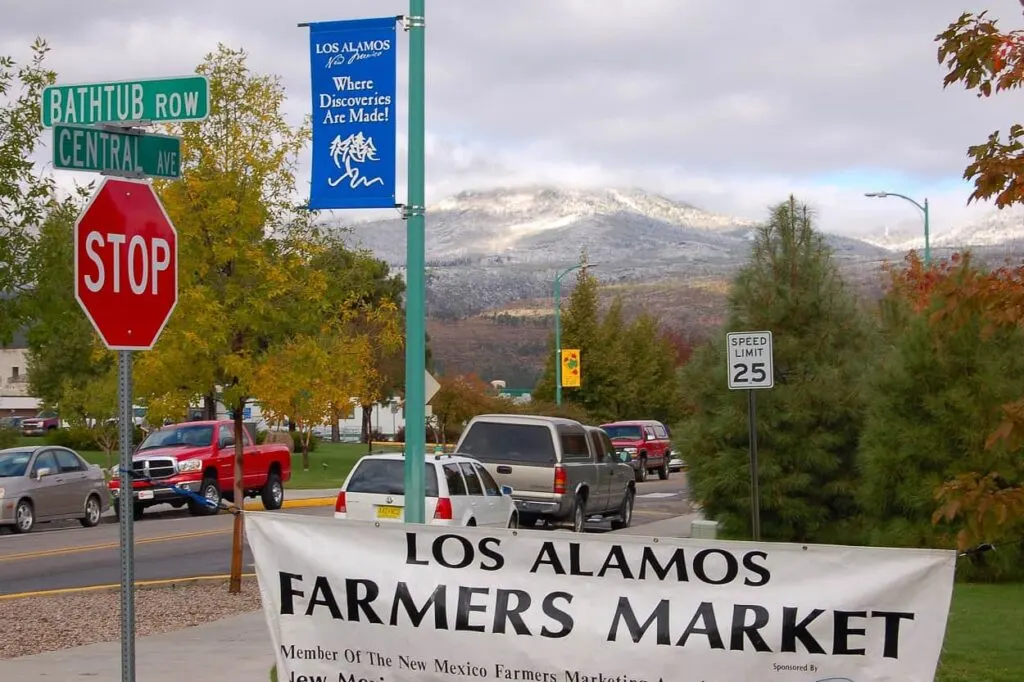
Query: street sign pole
117,350,135,682
403,0,427,524
747,388,760,541
726,331,774,542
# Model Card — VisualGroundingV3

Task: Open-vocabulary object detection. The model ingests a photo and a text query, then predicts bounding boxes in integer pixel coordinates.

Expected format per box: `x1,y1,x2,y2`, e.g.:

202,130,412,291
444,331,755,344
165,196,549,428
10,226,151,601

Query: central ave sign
53,123,181,179
246,514,956,682
74,177,178,350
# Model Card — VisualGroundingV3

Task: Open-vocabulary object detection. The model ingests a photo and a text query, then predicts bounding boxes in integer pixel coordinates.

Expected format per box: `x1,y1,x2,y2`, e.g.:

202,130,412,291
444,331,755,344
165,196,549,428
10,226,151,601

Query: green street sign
53,124,182,179
41,75,209,127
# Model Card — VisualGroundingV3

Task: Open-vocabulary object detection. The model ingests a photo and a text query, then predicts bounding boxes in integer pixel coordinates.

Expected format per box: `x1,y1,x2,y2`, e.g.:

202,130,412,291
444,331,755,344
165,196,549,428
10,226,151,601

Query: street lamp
865,191,931,265
553,262,597,405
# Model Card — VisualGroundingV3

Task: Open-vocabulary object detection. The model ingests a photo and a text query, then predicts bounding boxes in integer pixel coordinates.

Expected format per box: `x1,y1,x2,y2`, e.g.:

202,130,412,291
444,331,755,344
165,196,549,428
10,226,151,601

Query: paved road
0,475,689,595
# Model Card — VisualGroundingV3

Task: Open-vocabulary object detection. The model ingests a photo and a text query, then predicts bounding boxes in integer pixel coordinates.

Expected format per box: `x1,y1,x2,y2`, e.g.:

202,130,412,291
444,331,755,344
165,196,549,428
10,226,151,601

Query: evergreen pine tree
678,196,874,542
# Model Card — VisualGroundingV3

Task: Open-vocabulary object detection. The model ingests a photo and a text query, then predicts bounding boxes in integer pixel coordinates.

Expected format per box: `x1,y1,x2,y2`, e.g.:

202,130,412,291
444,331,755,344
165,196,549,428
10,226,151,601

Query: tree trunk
203,391,217,420
301,428,310,471
330,404,340,443
362,403,373,453
228,398,246,594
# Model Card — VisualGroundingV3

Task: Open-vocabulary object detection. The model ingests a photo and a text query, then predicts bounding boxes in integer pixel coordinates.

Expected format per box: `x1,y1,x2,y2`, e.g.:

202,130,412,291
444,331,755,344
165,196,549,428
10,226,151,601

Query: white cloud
4,0,1021,241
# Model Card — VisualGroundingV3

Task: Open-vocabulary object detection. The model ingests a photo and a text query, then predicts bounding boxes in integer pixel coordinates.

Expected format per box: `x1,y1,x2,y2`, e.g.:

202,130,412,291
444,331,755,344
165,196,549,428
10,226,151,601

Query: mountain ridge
326,185,1024,385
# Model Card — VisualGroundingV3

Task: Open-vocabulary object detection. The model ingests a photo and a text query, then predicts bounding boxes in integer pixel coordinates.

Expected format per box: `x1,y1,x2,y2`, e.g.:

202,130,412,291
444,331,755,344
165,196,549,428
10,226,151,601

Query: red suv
600,420,671,482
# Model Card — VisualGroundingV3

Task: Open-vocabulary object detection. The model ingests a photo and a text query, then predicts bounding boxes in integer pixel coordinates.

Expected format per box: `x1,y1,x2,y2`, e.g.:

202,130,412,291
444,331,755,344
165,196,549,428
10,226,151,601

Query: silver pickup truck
454,414,636,532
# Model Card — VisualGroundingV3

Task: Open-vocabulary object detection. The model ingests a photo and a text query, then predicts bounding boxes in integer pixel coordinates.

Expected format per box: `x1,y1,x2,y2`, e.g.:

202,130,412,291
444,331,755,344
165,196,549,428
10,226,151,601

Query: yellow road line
0,528,231,563
0,572,258,601
243,497,335,511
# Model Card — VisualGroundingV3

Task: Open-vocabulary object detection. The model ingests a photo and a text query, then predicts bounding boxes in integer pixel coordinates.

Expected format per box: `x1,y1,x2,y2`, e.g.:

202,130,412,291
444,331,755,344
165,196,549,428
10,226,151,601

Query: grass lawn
937,582,1023,681
14,435,399,490
286,442,401,490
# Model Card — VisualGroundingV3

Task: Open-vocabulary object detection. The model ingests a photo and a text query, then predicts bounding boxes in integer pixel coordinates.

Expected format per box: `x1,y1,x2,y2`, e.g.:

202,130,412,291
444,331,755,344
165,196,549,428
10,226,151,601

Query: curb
243,496,335,512
0,572,258,601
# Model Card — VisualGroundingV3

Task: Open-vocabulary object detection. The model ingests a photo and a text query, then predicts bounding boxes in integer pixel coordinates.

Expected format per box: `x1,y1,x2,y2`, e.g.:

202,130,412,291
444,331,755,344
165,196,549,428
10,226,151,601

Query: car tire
189,477,221,516
80,494,103,528
260,472,284,510
12,499,34,534
610,488,635,530
658,460,669,480
518,513,538,528
571,494,586,533
508,512,519,529
634,457,648,483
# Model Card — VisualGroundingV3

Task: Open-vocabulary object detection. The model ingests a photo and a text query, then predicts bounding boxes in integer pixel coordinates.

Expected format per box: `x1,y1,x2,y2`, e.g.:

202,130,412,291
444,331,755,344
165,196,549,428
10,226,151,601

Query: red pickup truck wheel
188,477,221,516
260,472,284,510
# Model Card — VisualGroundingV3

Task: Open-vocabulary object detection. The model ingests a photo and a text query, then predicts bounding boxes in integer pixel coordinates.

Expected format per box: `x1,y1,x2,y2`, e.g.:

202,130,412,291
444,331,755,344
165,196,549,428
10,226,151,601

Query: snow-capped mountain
863,206,1024,251
331,186,893,319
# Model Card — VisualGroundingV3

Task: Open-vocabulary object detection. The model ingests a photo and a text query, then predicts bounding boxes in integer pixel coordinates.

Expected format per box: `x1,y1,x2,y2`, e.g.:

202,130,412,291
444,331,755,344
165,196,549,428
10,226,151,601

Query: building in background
0,332,40,418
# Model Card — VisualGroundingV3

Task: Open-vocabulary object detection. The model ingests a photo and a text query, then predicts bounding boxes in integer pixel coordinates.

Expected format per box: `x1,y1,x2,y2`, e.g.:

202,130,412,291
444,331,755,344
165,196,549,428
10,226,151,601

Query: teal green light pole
403,0,426,524
865,191,930,265
553,263,595,405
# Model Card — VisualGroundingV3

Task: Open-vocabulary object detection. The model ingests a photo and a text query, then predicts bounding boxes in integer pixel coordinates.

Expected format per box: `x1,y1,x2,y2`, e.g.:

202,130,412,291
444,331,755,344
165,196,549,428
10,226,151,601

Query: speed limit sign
727,331,774,390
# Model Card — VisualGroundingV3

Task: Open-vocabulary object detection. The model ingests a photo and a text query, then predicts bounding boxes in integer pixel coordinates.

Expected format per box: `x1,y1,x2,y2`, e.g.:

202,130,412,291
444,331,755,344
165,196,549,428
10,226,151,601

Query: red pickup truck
108,420,291,520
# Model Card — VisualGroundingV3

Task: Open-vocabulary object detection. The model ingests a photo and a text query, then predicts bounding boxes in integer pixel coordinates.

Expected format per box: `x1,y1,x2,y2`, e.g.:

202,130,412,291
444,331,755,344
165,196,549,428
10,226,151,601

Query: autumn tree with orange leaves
916,10,1024,569
858,251,1024,578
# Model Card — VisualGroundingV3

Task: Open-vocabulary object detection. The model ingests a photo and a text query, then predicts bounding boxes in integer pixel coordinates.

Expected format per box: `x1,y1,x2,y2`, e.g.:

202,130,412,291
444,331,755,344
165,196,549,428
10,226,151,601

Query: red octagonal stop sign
74,177,178,350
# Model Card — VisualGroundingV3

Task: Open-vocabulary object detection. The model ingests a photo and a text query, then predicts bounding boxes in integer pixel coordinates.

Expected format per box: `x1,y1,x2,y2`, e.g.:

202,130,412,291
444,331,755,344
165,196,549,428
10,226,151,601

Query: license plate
376,505,402,519
136,490,154,500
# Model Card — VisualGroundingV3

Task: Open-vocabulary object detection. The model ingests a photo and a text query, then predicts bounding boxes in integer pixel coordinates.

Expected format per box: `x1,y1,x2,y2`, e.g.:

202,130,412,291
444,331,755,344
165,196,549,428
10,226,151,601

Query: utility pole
402,0,427,524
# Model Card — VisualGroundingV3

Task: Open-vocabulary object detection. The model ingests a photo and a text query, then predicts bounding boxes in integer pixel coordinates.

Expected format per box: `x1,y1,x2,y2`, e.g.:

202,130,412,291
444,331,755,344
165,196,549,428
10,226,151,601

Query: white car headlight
178,458,203,473
623,447,638,453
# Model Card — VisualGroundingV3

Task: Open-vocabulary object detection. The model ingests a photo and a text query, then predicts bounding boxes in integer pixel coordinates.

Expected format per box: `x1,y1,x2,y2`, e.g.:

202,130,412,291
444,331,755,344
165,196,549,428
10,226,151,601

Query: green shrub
44,424,147,452
0,427,18,449
46,426,100,450
290,431,318,453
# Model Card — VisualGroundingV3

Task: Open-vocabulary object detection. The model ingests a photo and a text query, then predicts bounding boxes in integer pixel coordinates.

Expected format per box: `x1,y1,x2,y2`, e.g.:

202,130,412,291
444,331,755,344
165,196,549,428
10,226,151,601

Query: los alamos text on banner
246,514,956,682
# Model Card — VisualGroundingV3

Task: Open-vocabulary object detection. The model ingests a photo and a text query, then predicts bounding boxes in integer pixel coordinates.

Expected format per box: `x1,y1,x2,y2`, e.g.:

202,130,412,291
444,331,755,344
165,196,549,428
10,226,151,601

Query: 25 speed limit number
727,331,774,390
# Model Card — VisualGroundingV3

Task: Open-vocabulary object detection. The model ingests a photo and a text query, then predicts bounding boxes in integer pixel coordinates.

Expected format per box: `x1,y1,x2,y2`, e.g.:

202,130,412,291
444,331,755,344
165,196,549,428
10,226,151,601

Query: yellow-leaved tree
133,44,326,593
255,299,403,470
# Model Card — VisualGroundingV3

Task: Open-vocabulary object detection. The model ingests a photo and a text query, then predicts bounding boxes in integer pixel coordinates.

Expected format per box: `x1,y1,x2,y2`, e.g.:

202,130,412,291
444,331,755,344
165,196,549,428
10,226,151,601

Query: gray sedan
0,446,110,533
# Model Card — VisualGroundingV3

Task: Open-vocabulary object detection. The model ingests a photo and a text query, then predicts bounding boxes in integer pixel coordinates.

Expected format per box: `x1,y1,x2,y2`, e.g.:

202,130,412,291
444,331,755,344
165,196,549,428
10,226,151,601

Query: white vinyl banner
246,514,956,682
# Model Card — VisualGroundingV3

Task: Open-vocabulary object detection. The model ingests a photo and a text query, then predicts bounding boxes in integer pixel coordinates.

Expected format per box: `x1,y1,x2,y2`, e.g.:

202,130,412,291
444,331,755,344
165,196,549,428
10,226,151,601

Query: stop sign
74,177,178,350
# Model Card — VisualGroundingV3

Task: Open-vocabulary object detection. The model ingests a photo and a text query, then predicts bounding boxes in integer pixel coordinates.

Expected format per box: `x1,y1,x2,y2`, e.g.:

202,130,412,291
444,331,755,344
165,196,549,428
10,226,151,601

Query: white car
668,448,685,472
334,452,519,528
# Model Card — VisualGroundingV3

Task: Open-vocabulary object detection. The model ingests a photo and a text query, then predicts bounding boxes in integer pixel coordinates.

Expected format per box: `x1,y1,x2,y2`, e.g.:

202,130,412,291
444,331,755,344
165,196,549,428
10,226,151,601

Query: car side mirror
35,467,53,480
500,485,514,496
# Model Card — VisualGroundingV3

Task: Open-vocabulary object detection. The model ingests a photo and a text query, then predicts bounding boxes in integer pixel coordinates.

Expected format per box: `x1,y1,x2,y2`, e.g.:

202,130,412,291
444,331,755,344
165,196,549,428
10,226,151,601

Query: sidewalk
2,512,702,681
0,612,273,681
245,487,337,511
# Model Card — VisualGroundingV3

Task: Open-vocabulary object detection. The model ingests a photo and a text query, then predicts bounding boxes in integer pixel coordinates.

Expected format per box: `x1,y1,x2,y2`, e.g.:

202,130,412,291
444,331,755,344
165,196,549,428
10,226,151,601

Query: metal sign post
726,330,775,541
117,350,135,680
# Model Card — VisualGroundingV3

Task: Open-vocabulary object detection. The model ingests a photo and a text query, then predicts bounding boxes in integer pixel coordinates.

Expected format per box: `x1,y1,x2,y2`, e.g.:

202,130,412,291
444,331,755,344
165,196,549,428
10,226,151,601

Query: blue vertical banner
307,17,398,210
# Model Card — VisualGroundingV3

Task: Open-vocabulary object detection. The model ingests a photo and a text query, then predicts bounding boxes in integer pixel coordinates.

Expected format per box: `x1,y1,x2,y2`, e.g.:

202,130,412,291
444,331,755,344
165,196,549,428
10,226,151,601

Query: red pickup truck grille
132,458,177,481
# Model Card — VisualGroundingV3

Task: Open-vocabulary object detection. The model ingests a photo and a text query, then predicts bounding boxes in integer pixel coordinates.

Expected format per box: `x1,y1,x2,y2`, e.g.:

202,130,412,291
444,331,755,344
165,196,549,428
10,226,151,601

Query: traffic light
560,349,581,387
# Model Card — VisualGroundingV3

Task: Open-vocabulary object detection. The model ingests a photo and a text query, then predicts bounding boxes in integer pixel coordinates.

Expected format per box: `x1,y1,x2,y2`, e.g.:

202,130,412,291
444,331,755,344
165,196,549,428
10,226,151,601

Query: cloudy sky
4,0,1022,240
